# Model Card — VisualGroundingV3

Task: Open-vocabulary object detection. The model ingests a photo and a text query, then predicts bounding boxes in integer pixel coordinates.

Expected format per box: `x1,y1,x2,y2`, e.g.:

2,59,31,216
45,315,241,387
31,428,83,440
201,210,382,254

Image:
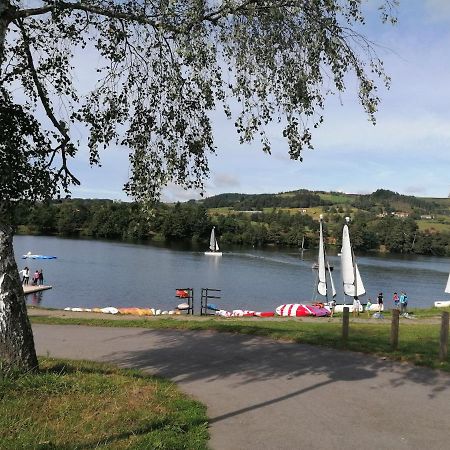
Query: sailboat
434,271,450,307
204,226,222,256
316,215,336,302
334,217,365,313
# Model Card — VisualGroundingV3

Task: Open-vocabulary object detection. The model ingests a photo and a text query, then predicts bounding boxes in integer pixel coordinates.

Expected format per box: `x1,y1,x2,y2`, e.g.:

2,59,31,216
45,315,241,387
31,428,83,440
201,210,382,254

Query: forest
13,189,450,256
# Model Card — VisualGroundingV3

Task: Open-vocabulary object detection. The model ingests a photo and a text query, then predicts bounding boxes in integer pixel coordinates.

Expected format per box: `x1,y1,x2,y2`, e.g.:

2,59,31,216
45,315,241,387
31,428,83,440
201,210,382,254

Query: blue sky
70,1,450,202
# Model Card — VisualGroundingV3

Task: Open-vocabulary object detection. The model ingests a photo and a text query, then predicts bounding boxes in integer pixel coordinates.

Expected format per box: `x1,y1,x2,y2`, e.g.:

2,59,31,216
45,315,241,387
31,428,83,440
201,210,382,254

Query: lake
13,235,450,312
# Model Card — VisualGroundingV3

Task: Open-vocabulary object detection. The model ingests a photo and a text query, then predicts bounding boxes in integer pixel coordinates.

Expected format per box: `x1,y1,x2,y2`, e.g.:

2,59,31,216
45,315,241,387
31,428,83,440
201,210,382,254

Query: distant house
376,212,388,218
420,215,434,219
391,212,409,218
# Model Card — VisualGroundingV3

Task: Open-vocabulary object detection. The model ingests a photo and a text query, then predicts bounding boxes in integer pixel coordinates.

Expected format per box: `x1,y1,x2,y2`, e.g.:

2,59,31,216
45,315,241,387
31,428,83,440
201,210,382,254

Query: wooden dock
23,285,52,294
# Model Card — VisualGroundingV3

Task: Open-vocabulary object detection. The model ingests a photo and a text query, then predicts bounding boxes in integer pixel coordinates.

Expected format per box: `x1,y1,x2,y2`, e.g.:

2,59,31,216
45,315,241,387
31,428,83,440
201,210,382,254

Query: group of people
351,290,409,317
21,267,44,286
392,291,409,314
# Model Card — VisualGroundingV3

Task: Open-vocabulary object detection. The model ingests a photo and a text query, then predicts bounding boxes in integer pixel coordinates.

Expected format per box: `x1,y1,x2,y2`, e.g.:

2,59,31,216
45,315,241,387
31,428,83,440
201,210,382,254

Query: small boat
315,215,336,304
22,251,57,260
333,217,366,312
446,272,450,295
205,226,222,256
312,262,333,271
436,272,450,307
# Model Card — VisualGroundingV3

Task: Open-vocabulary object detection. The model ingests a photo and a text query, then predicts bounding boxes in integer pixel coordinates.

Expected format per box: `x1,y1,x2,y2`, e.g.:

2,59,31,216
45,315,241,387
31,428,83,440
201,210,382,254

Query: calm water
14,235,450,312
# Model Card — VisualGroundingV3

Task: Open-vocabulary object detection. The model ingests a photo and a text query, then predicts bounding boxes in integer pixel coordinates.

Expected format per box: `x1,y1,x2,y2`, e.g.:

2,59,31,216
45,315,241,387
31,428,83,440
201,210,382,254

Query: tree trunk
0,223,39,372
0,1,11,67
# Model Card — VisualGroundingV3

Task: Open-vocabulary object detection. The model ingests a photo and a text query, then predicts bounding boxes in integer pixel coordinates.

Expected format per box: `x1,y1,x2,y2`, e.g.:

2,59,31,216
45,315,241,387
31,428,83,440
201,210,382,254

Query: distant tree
1,1,397,371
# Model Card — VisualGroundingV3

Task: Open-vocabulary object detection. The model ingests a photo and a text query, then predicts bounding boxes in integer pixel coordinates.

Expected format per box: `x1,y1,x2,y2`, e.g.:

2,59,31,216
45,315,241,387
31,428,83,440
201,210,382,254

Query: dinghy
22,251,57,259
205,226,222,256
334,217,365,312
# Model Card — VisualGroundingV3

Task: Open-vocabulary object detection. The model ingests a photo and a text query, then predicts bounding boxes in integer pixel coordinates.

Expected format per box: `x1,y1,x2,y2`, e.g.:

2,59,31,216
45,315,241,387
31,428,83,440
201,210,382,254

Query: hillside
200,188,450,215
14,189,450,256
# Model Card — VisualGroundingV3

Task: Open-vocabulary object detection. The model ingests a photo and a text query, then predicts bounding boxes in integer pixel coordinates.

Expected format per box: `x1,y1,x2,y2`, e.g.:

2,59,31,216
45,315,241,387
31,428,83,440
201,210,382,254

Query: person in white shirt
21,267,30,285
352,297,361,317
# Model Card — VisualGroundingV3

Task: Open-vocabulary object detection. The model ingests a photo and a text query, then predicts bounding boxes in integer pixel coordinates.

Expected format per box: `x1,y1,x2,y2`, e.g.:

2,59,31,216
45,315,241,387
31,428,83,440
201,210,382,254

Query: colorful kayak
22,254,57,259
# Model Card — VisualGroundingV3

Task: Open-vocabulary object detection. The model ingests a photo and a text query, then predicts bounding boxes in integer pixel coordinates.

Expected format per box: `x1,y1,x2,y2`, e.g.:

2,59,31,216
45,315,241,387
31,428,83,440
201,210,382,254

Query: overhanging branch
16,18,80,187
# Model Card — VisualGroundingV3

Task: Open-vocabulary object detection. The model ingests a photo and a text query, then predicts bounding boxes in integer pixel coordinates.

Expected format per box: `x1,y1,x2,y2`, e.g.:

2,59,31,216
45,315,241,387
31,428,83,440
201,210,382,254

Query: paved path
33,324,450,450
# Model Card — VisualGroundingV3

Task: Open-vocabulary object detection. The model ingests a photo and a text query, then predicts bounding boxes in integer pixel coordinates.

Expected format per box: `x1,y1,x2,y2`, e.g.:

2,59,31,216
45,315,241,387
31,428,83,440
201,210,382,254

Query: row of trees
16,199,450,256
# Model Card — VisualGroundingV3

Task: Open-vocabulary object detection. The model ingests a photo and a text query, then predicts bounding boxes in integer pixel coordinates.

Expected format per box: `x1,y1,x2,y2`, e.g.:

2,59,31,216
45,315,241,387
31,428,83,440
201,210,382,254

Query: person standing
377,292,384,312
400,292,408,315
329,299,336,318
352,297,361,317
392,292,399,310
32,270,39,285
21,267,30,285
365,299,372,318
38,269,44,286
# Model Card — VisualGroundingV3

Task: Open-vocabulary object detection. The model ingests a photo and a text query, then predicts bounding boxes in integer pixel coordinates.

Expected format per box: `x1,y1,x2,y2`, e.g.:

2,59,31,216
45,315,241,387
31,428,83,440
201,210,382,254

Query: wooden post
342,307,349,341
390,309,400,350
439,312,449,361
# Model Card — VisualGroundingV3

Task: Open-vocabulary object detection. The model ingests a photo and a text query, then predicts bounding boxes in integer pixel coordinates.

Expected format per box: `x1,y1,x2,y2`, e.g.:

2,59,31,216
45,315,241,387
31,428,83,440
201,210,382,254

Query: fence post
390,309,400,350
439,312,449,361
342,307,349,341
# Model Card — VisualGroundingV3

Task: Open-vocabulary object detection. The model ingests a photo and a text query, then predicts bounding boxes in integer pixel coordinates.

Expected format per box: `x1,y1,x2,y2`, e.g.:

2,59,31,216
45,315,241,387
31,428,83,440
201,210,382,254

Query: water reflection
30,291,43,305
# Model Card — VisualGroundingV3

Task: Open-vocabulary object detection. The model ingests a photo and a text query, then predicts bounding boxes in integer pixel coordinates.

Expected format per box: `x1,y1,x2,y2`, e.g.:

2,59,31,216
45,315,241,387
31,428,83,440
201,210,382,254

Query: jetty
23,285,52,294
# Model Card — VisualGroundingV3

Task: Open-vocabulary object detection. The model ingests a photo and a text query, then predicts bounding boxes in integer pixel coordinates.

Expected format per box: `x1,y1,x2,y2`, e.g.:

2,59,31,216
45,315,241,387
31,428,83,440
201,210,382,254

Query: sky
68,0,450,202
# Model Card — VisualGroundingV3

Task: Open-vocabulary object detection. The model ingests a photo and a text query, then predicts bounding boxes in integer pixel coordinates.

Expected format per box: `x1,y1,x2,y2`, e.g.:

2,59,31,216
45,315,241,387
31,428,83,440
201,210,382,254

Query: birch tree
0,0,396,372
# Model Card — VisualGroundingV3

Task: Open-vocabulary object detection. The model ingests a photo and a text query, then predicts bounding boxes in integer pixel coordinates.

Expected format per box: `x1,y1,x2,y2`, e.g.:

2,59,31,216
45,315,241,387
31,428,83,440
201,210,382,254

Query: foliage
0,0,398,208
14,192,450,255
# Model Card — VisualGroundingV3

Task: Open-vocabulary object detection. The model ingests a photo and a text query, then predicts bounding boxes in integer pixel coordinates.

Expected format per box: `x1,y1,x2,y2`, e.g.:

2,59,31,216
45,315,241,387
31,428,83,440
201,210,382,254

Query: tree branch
16,18,80,186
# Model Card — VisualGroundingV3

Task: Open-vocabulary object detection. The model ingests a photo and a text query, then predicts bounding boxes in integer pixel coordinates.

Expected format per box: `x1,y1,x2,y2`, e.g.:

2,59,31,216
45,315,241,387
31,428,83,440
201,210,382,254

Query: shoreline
27,305,445,325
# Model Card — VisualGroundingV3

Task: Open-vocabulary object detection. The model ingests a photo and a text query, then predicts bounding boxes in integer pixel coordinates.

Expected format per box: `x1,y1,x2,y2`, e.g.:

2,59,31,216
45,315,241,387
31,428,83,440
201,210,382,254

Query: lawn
0,358,208,449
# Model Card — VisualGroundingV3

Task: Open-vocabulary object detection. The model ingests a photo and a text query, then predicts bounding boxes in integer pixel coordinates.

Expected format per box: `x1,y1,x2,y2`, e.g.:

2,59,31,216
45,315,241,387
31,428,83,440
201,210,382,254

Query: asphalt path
33,324,450,450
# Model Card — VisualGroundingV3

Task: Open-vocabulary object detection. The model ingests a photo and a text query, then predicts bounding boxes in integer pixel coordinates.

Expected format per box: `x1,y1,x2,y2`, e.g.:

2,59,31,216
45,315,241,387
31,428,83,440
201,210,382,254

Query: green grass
416,219,450,233
0,358,208,449
318,193,353,204
30,312,450,372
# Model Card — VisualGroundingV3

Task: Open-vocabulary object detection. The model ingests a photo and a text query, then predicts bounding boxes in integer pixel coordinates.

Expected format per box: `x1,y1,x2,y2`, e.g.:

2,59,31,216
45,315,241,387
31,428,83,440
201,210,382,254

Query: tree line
14,199,450,256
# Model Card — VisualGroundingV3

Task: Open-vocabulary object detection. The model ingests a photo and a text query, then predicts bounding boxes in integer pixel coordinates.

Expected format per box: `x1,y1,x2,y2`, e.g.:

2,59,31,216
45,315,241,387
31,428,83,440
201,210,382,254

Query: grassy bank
0,358,208,449
30,310,450,372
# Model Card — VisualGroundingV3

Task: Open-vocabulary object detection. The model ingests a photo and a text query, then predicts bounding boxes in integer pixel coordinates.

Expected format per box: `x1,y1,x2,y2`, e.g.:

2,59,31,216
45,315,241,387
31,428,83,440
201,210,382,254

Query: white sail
328,262,337,298
446,273,450,294
209,227,219,252
317,217,336,298
317,220,327,296
341,221,365,298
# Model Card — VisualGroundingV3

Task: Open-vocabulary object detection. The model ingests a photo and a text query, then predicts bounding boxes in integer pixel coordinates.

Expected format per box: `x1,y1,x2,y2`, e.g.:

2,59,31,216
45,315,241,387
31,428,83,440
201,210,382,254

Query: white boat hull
434,301,450,308
331,304,382,313
204,252,222,256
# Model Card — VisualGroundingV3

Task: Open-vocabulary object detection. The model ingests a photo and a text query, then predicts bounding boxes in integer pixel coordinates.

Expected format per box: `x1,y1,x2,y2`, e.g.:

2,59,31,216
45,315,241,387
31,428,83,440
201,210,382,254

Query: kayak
22,254,57,259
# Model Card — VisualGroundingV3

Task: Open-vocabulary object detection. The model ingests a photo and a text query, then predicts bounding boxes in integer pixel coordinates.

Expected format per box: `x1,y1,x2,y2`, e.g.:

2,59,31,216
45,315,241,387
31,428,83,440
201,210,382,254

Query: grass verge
30,313,450,372
0,358,208,449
